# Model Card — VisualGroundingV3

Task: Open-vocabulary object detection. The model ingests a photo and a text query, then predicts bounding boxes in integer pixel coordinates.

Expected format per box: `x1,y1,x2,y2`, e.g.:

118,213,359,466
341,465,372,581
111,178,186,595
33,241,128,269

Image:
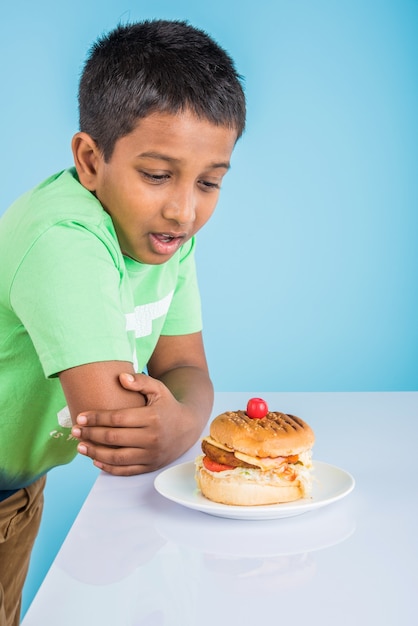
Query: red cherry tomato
202,456,234,472
246,397,268,419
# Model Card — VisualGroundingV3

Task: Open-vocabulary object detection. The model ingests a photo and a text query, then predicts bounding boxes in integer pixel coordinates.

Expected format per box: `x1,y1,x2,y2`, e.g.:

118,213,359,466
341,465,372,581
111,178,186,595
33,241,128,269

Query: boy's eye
199,180,221,191
141,171,170,183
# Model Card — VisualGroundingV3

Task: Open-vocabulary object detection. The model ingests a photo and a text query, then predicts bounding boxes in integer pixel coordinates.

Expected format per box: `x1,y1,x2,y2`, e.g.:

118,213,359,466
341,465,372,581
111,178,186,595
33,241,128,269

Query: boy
0,19,245,625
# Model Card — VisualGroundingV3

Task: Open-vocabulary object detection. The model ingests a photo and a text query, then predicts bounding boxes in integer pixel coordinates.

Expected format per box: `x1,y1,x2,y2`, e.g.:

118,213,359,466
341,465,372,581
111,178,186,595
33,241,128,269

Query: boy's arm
147,331,214,431
64,332,213,475
59,360,144,418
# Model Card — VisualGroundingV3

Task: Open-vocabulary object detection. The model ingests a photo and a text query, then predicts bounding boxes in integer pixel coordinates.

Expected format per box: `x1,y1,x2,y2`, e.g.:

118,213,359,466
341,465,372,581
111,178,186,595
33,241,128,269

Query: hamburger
195,397,315,506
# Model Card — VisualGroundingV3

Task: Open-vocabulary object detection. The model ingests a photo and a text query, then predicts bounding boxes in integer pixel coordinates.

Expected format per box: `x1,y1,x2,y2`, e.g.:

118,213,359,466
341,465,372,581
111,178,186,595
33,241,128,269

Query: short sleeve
10,221,134,378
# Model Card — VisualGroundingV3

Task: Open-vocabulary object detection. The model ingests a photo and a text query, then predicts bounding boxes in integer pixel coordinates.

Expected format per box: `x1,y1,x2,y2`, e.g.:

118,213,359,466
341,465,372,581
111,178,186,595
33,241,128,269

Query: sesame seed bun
210,410,315,458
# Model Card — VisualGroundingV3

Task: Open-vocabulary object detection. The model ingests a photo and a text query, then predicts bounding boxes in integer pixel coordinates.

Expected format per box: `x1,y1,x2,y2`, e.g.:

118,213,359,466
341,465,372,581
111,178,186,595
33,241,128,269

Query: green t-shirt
0,168,202,491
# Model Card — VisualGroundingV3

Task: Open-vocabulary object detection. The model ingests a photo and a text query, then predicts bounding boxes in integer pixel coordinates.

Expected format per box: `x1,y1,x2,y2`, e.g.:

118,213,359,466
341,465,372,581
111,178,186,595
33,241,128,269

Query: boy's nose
162,188,196,225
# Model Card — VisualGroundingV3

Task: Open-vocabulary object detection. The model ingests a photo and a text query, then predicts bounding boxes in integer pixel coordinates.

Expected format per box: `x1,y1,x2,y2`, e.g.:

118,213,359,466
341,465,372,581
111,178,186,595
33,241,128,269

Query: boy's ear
71,132,103,191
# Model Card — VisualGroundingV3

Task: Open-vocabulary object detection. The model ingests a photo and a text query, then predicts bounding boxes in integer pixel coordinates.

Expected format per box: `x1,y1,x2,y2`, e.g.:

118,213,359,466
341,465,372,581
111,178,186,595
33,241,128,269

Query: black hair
78,19,246,160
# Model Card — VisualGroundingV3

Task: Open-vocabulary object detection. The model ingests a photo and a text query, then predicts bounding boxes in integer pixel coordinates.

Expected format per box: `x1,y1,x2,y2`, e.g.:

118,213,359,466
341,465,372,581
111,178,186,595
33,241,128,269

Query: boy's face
78,110,237,264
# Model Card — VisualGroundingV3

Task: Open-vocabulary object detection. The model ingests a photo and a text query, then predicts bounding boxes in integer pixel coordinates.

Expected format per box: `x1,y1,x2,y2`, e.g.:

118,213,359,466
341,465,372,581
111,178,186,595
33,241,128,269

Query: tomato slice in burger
202,456,234,472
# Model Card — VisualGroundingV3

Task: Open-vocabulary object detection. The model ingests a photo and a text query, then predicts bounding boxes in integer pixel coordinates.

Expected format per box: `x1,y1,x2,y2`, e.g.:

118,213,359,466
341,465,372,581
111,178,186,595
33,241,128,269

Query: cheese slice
203,436,234,453
234,451,288,470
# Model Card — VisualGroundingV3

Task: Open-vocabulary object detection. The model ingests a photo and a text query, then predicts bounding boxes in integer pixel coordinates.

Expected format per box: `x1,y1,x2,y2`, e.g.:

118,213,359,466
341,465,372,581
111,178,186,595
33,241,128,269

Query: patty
201,439,258,469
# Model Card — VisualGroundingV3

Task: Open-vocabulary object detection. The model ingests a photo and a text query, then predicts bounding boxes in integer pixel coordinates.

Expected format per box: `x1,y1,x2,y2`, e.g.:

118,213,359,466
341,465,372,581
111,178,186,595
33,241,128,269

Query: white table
22,392,418,626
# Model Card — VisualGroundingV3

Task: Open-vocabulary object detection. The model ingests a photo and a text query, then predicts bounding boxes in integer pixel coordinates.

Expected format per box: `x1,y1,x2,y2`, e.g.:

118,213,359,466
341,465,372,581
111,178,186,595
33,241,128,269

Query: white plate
154,460,355,520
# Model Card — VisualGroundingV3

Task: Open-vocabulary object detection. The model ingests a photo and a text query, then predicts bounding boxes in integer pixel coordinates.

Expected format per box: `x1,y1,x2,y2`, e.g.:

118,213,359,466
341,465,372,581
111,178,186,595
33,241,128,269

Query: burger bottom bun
197,468,303,506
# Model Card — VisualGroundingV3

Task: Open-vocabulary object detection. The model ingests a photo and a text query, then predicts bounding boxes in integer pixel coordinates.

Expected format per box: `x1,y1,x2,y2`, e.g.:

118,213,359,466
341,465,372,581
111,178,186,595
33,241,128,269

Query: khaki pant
0,476,46,626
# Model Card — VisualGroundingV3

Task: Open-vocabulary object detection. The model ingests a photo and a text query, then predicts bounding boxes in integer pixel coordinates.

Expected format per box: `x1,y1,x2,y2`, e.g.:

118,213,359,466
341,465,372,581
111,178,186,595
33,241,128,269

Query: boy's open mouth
149,232,186,255
155,233,182,243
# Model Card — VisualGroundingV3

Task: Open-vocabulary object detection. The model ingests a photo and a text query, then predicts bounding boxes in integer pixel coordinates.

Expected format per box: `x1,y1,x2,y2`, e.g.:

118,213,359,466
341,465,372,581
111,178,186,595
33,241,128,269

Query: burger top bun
210,410,315,458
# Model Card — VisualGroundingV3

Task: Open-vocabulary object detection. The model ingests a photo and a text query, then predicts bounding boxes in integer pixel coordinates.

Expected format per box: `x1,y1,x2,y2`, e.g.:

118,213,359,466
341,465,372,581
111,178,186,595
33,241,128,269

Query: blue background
1,0,417,617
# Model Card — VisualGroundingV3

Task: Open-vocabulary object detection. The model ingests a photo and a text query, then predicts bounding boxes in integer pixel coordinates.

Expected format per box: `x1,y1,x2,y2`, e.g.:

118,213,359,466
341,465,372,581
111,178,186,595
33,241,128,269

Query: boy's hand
63,333,213,476
71,372,206,475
